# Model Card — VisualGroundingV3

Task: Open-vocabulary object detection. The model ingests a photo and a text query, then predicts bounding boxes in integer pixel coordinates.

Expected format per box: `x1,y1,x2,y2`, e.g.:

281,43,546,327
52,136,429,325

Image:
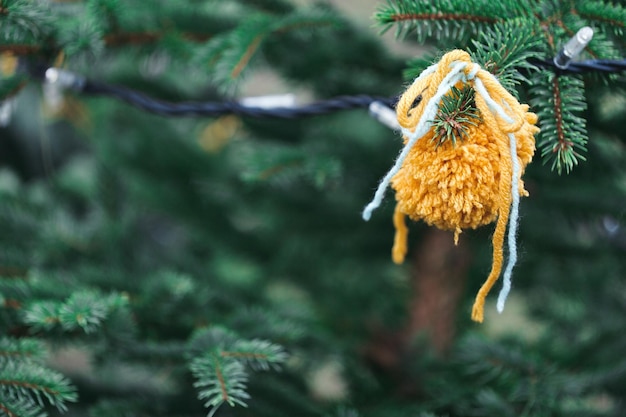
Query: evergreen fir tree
1,1,625,417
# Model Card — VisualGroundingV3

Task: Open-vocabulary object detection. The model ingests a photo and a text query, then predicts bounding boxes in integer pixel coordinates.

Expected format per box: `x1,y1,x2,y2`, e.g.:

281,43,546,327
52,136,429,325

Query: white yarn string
497,132,521,312
362,61,468,220
474,76,521,313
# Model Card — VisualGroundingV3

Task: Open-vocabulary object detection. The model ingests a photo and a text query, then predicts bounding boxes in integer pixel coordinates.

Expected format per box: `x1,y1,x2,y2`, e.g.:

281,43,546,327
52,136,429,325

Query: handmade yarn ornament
362,50,539,323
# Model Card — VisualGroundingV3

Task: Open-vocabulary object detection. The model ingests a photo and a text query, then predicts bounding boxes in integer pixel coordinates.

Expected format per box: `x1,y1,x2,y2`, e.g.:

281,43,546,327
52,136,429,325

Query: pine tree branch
0,402,17,417
22,291,127,334
198,8,341,88
0,396,46,417
385,12,498,25
190,354,250,416
23,301,60,332
214,358,229,404
551,76,567,150
576,1,626,34
230,34,264,80
221,339,288,371
530,70,588,174
432,86,480,147
470,21,542,92
187,328,289,415
0,361,77,412
0,338,45,361
374,0,520,41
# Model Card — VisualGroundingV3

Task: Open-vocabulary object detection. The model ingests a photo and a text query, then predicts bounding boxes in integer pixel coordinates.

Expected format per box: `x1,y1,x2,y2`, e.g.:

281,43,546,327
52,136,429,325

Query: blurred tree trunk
406,228,470,354
365,228,471,377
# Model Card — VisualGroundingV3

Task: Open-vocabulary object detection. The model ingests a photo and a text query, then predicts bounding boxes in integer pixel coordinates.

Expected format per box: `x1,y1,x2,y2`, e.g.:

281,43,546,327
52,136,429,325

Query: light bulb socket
554,26,594,69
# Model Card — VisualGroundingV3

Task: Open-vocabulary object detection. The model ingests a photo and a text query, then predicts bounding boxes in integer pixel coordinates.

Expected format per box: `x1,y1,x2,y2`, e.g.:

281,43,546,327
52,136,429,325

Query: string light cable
19,51,626,120
35,65,397,119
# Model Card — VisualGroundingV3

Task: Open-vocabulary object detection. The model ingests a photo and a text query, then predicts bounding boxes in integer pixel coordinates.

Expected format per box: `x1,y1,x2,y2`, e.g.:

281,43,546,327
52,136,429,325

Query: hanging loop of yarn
362,50,539,323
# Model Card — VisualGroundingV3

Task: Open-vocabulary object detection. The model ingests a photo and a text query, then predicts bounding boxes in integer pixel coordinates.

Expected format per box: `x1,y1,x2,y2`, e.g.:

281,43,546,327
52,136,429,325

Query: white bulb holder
554,26,594,69
239,94,297,109
44,68,85,90
369,101,400,131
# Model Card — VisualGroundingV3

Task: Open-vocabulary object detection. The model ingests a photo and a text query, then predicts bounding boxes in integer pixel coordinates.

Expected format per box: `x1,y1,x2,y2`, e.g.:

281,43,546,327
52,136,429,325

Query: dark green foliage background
1,1,626,416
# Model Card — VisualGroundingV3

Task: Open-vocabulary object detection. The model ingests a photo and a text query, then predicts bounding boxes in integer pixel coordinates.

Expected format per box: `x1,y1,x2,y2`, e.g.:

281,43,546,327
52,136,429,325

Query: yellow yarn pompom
375,50,539,322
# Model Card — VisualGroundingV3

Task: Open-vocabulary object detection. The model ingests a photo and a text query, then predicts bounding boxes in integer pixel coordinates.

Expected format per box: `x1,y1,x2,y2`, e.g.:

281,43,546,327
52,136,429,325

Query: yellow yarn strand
392,205,408,264
397,50,472,130
382,50,539,322
470,90,514,323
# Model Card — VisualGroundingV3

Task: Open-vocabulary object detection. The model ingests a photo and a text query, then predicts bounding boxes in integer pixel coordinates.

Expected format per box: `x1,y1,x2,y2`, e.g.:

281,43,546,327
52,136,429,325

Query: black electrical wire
82,79,397,118
28,58,626,119
532,58,626,73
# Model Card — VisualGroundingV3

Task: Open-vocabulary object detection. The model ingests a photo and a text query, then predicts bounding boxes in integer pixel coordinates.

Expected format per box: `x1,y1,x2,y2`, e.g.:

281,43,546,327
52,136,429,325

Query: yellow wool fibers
392,110,537,247
389,50,539,322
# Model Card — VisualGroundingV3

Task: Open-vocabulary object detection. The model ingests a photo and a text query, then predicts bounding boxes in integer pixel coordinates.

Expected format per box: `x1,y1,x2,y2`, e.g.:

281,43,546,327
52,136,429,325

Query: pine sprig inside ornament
432,85,481,148
362,50,539,323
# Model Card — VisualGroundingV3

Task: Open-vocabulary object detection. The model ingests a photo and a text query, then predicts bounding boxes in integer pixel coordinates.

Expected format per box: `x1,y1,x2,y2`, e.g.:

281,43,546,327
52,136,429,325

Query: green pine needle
470,20,542,93
0,395,47,417
222,339,288,371
529,70,588,174
0,360,78,412
432,86,481,148
0,338,46,362
199,7,341,91
23,291,127,334
190,355,251,417
188,327,288,416
374,0,523,42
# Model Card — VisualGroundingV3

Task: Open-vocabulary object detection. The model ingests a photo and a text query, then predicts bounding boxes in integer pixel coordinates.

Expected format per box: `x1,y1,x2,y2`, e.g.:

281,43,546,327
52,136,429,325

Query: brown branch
221,351,268,360
214,358,230,402
0,379,60,396
577,12,625,28
0,402,18,417
537,10,565,52
539,22,556,51
0,349,32,357
551,75,572,155
231,35,264,80
228,19,333,80
257,160,302,180
390,13,498,24
3,299,22,310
